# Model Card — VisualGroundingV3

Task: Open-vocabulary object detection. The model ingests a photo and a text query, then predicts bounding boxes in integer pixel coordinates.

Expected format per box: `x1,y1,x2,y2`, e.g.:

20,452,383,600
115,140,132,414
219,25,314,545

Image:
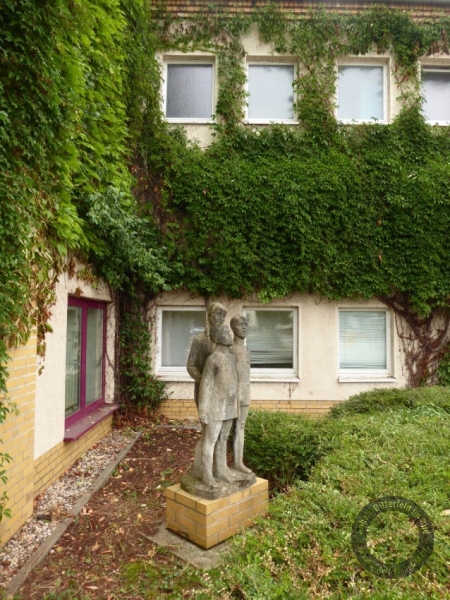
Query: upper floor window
244,308,297,376
247,64,295,123
339,310,390,375
65,297,106,426
337,65,385,122
164,63,214,122
422,68,450,124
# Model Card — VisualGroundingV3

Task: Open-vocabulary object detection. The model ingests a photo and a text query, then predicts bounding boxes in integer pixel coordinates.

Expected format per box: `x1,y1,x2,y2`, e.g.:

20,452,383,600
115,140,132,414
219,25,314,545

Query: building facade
154,0,450,418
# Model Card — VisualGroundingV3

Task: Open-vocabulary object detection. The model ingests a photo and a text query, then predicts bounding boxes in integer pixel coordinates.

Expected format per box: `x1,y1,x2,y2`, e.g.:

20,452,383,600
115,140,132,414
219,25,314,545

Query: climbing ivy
140,3,450,385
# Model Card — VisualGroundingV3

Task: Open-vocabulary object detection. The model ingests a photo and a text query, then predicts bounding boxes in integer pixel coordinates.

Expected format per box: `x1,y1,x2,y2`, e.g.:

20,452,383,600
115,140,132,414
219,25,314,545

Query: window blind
338,66,384,121
339,311,387,370
246,310,294,369
65,306,81,416
166,65,213,119
422,70,450,122
161,310,206,367
248,65,295,120
86,308,104,405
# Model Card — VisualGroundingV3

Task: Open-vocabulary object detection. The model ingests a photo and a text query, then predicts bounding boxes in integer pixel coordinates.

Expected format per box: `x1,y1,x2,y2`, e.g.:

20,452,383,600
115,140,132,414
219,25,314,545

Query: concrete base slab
148,523,230,570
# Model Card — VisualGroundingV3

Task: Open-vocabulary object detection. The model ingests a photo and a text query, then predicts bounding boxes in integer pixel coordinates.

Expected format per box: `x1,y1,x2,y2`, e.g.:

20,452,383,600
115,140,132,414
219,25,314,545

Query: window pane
338,66,384,121
422,70,450,122
339,311,387,370
246,310,294,369
65,306,81,416
166,64,213,119
86,308,104,405
162,310,206,367
248,65,294,120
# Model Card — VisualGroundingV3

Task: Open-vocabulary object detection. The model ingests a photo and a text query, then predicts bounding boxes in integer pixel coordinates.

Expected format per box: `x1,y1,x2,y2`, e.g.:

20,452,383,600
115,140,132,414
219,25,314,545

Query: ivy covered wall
3,1,450,396
143,3,450,386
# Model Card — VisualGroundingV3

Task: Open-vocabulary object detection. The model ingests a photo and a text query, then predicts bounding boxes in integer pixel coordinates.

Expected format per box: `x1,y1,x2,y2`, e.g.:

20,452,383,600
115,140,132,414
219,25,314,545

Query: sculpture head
230,315,249,339
208,302,227,327
210,324,233,347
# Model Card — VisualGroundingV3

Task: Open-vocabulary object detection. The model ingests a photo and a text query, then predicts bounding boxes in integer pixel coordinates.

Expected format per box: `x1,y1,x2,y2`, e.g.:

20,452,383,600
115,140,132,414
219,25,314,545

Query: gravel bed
0,428,133,589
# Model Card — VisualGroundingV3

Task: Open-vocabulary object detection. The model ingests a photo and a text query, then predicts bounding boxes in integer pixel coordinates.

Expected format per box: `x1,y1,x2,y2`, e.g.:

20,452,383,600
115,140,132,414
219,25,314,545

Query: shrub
329,386,450,418
243,410,322,491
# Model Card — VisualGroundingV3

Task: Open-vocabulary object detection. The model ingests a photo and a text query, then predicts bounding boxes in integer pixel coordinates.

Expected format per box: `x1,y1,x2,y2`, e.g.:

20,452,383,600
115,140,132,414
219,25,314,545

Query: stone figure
230,315,253,474
181,309,256,500
197,324,238,488
186,302,227,478
187,302,227,405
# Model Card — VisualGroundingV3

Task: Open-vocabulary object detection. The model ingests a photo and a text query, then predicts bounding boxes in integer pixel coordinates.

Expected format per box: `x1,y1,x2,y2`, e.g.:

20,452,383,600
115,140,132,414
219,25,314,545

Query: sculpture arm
198,358,215,424
186,340,202,383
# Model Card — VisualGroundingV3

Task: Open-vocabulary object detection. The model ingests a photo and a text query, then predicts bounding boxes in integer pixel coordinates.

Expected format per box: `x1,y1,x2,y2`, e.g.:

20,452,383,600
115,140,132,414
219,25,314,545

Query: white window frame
163,59,215,124
338,308,393,382
156,306,207,379
243,307,298,379
245,62,297,125
421,67,450,126
336,62,388,124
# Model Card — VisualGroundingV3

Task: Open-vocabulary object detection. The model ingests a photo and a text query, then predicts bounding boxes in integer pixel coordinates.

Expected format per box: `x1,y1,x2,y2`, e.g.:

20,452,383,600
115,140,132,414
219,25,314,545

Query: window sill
157,373,195,382
166,118,213,124
157,374,300,384
338,376,397,383
245,119,298,125
251,376,300,383
338,119,388,125
64,403,119,442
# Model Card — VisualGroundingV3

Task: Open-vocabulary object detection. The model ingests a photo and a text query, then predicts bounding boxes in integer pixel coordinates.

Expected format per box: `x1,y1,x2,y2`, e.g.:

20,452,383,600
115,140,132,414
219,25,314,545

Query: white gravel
0,428,134,588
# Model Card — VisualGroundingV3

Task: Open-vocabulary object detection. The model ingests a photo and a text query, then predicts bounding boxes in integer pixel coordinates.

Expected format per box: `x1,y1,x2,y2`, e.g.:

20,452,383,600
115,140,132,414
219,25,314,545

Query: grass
198,387,450,599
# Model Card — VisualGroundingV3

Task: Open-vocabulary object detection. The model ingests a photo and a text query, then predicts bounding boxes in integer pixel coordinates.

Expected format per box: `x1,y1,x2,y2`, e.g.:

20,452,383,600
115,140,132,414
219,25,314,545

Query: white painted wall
34,263,116,460
150,291,407,405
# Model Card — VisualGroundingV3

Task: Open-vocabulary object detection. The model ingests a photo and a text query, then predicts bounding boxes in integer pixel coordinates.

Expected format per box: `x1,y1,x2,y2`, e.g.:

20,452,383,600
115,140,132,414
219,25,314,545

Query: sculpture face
209,302,227,326
230,316,249,339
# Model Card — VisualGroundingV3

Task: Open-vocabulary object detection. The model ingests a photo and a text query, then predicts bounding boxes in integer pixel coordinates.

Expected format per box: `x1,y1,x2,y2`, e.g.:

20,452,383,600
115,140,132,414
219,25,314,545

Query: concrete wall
34,266,115,461
151,291,407,419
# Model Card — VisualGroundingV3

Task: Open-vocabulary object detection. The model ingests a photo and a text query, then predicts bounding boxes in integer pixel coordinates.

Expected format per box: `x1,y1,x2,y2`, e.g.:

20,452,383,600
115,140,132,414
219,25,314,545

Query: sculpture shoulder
232,343,251,360
187,331,213,360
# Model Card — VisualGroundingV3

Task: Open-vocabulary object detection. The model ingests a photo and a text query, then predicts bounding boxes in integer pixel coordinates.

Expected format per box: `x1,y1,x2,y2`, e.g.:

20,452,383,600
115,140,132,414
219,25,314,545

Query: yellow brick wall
159,398,337,419
33,414,114,498
0,336,37,545
0,337,115,547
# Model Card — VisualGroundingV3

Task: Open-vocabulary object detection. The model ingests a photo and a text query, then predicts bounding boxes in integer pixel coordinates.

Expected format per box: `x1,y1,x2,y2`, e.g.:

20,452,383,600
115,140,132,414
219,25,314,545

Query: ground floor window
339,310,389,374
244,308,297,376
158,308,207,375
65,297,106,425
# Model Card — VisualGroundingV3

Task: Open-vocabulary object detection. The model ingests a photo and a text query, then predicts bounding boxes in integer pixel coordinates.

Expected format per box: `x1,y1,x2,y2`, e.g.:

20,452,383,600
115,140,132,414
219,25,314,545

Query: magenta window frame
65,297,107,428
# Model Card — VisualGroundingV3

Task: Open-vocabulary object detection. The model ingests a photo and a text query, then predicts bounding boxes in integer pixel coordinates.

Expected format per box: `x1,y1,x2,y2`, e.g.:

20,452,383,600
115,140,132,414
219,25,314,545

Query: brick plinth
165,478,268,549
159,398,338,419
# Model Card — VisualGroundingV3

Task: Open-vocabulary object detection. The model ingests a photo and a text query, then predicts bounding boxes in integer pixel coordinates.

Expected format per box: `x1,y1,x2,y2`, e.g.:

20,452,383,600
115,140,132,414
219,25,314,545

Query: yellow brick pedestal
165,477,268,549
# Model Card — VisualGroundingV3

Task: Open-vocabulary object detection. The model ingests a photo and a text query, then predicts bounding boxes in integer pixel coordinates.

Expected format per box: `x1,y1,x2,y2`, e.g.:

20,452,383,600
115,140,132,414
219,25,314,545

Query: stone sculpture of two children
183,303,254,498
